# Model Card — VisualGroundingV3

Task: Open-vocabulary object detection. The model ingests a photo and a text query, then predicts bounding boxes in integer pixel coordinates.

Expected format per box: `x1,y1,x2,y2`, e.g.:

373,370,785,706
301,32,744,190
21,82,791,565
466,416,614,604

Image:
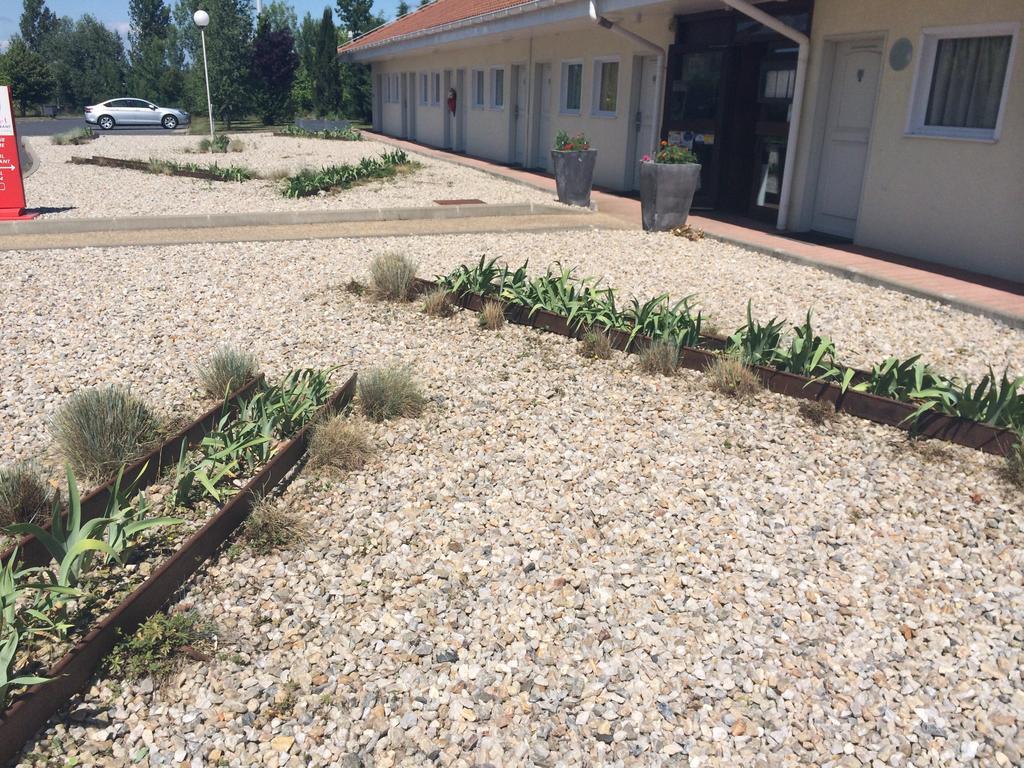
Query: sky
0,0,403,48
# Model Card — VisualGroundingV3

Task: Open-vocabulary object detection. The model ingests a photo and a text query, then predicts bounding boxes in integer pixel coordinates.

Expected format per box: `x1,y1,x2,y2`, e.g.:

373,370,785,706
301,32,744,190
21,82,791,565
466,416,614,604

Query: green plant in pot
639,140,702,232
551,130,597,208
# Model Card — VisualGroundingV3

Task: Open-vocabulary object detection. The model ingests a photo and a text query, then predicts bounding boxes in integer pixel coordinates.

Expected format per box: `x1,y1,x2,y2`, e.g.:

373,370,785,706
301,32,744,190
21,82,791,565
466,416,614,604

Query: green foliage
278,124,362,140
198,345,260,398
847,355,949,400
250,12,299,124
198,134,231,152
143,157,256,181
0,38,55,114
654,141,698,164
19,0,59,52
774,312,841,380
358,366,427,422
624,294,702,350
369,252,417,301
0,463,55,527
106,611,214,680
50,127,95,146
908,368,1024,427
727,301,785,367
312,8,341,116
50,386,161,482
554,130,590,151
281,150,412,197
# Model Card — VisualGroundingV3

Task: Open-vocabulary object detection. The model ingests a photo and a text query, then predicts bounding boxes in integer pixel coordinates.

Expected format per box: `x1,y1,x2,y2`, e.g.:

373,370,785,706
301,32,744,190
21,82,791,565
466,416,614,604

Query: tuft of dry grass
578,329,613,360
197,345,260,399
228,138,245,153
263,167,291,181
0,462,55,526
799,399,837,424
638,340,679,376
1005,442,1024,490
307,415,375,472
706,356,761,399
344,278,366,296
242,496,309,554
358,365,427,422
370,253,417,301
421,288,455,318
477,301,505,330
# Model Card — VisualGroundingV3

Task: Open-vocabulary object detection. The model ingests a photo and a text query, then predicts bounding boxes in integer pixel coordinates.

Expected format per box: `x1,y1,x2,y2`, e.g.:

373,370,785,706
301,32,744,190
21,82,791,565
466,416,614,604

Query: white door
400,73,409,138
813,39,882,238
408,73,416,140
632,56,658,189
534,63,552,170
510,64,528,165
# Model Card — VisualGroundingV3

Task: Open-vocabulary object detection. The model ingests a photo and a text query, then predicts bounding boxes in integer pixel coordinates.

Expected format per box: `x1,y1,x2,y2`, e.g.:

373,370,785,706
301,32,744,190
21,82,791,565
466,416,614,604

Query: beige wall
370,13,674,190
791,0,1024,282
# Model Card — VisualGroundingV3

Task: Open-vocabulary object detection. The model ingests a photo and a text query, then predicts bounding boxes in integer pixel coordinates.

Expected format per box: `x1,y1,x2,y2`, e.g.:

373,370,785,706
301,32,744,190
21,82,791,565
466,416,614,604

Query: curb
0,202,579,236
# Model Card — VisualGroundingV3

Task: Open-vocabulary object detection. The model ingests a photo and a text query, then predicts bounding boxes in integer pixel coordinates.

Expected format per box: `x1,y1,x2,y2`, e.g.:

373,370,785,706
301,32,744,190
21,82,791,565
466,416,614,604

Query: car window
127,99,151,108
106,99,130,108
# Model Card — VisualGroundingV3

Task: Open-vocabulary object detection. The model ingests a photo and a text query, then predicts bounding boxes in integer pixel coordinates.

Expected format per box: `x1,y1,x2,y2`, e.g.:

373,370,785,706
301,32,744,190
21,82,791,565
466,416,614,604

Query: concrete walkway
363,130,1024,328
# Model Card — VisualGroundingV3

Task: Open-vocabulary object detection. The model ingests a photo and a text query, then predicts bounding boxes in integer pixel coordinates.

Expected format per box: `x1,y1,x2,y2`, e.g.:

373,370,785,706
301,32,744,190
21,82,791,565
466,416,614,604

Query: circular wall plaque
890,38,913,71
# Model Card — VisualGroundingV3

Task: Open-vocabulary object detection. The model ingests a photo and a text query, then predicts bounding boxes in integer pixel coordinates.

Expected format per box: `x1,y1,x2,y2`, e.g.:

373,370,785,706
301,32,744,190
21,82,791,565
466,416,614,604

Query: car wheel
98,115,115,130
162,115,179,130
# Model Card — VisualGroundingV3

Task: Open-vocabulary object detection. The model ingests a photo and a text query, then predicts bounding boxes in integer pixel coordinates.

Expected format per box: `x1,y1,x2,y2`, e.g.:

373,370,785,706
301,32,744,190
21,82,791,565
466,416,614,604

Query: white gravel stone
4,237,1022,767
23,133,555,218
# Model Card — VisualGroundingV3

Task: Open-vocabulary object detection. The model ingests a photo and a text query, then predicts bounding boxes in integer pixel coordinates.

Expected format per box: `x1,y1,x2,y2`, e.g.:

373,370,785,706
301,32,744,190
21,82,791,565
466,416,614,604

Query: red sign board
0,85,36,220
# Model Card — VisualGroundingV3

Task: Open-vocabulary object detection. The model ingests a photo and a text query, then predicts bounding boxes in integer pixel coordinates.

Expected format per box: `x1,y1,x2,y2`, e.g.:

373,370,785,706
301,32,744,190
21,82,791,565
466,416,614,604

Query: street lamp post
193,10,215,144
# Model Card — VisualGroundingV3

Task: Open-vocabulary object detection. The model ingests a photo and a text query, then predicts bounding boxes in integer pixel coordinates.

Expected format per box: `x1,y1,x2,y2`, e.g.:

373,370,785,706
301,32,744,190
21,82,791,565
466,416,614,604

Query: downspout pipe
721,0,809,231
588,0,665,159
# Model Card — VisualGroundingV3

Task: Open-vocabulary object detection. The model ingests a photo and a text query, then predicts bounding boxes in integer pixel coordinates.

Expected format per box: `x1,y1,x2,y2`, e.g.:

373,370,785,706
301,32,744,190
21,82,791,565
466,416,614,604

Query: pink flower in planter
641,154,651,162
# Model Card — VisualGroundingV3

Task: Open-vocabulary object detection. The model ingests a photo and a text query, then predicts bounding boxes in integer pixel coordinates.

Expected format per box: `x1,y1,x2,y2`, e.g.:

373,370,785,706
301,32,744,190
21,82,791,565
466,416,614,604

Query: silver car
84,98,190,130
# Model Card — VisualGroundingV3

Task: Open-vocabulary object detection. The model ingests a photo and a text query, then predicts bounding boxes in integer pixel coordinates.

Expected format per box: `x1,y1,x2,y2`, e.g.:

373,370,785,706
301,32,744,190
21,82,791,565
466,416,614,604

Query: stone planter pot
551,149,597,207
639,162,702,231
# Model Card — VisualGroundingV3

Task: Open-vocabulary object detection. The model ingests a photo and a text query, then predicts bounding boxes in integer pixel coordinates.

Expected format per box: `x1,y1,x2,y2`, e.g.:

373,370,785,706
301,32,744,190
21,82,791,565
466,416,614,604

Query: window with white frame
592,58,619,116
420,73,428,104
472,69,485,108
431,72,441,105
491,67,505,109
908,22,1018,141
560,60,583,113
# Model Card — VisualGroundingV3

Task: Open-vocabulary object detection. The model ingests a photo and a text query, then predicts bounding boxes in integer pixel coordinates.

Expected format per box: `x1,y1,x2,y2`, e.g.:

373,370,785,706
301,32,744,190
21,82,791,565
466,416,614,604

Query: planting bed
22,135,554,218
3,239,1022,767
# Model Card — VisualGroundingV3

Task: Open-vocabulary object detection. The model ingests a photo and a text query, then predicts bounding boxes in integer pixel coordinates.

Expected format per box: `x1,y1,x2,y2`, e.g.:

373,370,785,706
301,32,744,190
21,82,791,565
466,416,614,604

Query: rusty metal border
69,156,241,182
414,279,1019,456
2,377,265,571
0,374,357,764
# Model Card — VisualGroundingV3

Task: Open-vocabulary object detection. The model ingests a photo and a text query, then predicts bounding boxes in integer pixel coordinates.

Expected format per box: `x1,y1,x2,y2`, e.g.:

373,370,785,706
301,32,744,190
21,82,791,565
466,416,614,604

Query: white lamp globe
193,10,210,28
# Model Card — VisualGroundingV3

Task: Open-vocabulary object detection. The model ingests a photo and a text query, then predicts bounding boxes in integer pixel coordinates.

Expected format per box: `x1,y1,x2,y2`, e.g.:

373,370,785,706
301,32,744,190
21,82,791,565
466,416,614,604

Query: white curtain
926,35,1012,129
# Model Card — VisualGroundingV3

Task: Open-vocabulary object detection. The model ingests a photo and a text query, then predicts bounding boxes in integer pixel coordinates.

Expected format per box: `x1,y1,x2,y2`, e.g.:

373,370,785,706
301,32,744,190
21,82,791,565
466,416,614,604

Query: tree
397,2,410,17
63,16,127,107
250,13,298,123
128,0,174,100
0,37,55,113
261,0,298,33
18,0,59,52
419,0,430,7
335,0,382,120
312,8,341,116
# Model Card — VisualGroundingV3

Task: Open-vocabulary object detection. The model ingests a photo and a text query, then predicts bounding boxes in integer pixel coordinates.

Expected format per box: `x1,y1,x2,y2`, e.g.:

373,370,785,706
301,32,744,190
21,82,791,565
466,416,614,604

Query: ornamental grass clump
478,301,505,330
1005,442,1024,489
51,127,94,145
50,386,161,481
0,462,55,526
241,496,308,554
421,288,455,318
706,356,761,399
307,415,375,472
358,366,427,422
370,253,417,301
799,399,837,425
198,346,260,398
638,340,679,376
578,329,613,360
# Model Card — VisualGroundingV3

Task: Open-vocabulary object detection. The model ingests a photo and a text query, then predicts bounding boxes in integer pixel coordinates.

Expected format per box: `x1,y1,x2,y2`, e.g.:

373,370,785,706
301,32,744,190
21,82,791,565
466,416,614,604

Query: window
908,23,1018,141
472,69,485,108
420,73,428,104
592,58,619,116
385,74,400,104
560,61,582,113
431,72,441,105
491,67,505,109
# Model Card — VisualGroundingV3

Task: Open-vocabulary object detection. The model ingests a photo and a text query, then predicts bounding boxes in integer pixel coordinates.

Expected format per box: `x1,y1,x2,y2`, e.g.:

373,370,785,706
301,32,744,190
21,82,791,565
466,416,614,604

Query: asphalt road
16,116,188,138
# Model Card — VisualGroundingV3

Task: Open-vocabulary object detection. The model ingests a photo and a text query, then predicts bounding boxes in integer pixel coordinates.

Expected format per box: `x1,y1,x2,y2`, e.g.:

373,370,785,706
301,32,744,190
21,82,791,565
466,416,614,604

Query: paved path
362,130,1024,327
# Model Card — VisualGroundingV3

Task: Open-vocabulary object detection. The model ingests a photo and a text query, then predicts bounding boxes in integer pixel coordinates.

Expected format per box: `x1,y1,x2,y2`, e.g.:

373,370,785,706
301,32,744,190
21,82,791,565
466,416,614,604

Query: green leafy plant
198,134,231,153
282,150,412,197
554,130,590,151
358,366,427,423
106,611,215,681
774,312,841,380
727,302,785,367
50,386,161,481
0,463,55,526
279,124,362,141
624,294,702,350
198,346,260,399
652,140,698,164
144,157,255,182
101,476,182,566
370,253,417,301
1,551,57,709
846,355,950,400
908,368,1024,427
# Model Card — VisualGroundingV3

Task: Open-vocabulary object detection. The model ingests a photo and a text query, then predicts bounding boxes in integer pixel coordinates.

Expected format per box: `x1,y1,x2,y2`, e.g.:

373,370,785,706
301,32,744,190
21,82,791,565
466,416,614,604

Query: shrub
370,253,417,301
241,496,307,554
107,611,215,681
578,329,613,360
0,462,55,526
799,399,837,425
307,416,375,472
1006,442,1024,489
421,288,455,318
199,134,231,153
50,386,161,481
706,356,761,399
198,346,260,399
51,127,94,145
638,340,679,376
358,366,427,422
228,138,245,153
281,150,412,197
478,301,505,330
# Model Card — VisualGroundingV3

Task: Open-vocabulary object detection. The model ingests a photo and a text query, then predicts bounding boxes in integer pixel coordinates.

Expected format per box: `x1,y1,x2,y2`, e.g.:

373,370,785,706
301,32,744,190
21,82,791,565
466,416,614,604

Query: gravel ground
4,239,1023,767
23,134,555,218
